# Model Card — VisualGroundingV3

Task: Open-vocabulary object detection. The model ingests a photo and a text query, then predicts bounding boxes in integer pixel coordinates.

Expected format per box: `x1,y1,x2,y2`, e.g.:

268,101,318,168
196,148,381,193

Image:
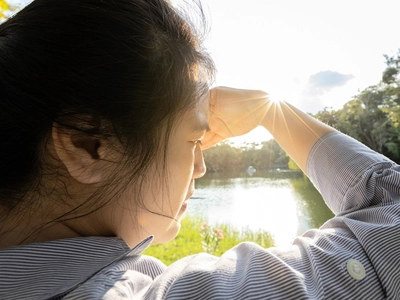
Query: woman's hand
202,87,270,149
202,86,335,173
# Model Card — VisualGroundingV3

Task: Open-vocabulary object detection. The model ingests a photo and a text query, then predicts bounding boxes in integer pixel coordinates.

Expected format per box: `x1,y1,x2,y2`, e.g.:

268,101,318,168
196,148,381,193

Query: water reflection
188,171,334,246
290,176,334,234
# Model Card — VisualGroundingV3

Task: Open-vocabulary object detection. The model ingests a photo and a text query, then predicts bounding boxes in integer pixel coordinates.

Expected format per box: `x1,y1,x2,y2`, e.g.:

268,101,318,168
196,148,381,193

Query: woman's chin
152,221,182,244
180,200,188,212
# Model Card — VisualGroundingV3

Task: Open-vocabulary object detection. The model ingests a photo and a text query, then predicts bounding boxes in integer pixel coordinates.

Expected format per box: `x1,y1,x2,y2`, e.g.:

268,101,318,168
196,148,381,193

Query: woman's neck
0,210,84,248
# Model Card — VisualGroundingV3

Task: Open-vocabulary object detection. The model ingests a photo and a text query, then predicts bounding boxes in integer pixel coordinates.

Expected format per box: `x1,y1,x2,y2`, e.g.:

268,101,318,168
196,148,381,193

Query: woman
0,0,398,299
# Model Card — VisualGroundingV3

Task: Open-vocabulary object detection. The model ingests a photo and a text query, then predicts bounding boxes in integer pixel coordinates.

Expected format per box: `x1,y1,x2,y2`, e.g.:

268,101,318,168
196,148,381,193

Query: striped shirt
1,131,399,299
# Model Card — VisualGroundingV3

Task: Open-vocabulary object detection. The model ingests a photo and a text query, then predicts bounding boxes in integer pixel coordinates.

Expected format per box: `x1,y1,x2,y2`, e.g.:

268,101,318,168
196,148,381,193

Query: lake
187,171,334,246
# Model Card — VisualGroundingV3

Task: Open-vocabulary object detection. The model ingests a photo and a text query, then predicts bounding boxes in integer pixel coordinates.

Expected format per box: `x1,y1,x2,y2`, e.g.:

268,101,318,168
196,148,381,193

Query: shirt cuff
306,131,392,214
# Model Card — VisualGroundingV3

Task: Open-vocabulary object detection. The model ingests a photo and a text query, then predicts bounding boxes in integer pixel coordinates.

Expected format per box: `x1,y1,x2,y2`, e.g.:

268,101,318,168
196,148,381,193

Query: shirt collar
0,236,153,300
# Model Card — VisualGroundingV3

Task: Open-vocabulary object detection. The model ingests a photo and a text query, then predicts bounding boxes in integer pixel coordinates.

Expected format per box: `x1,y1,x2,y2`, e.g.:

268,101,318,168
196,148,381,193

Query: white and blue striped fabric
1,131,399,299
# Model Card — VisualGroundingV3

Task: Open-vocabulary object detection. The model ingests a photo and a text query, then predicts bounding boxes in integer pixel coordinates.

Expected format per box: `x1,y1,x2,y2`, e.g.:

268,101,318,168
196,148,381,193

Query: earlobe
52,125,105,184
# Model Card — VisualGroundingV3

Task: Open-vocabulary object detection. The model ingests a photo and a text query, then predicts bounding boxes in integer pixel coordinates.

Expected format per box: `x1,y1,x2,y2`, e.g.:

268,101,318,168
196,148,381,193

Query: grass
143,216,275,265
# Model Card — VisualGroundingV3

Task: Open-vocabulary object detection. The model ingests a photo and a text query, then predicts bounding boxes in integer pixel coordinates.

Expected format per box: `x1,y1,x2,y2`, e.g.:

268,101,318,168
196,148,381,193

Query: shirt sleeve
306,131,400,215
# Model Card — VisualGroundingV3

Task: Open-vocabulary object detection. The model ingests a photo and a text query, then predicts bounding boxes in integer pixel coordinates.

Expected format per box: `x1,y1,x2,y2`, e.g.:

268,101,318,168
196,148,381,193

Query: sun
269,97,281,104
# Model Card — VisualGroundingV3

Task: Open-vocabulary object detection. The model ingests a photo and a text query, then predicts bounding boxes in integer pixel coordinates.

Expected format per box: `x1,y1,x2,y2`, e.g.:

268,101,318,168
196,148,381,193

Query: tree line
205,50,400,172
203,140,291,173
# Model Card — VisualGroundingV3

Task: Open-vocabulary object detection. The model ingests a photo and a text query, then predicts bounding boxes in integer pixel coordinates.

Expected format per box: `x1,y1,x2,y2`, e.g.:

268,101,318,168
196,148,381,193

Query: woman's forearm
261,101,335,174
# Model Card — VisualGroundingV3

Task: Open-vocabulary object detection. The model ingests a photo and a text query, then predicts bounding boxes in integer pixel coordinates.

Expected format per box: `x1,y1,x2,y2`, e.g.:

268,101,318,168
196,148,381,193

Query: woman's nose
193,143,206,179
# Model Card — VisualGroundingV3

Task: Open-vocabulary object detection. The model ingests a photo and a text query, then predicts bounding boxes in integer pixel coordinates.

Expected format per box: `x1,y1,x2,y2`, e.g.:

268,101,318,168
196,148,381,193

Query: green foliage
214,223,275,257
143,216,275,265
200,223,223,253
203,141,242,172
313,49,400,163
288,157,300,171
383,52,400,85
203,139,289,173
382,67,398,84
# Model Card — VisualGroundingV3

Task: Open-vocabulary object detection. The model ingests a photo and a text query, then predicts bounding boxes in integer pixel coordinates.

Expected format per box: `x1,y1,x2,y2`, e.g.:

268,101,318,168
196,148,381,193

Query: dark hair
0,0,215,220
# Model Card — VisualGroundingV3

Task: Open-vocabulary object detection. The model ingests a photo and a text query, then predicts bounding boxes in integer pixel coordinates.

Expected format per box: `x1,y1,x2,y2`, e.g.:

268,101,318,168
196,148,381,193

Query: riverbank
143,216,275,265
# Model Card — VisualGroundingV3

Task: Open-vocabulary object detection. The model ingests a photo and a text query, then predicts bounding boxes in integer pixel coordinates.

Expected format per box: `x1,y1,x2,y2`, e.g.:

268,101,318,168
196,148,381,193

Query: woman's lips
182,188,194,211
186,183,195,200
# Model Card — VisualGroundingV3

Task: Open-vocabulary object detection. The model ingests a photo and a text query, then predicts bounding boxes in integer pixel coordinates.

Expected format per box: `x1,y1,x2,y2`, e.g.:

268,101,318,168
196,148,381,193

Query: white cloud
307,70,354,92
298,71,355,113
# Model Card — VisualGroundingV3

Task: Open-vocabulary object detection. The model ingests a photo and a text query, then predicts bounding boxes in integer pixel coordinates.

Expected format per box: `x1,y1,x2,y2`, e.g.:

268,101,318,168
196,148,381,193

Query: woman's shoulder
63,254,166,299
0,236,160,300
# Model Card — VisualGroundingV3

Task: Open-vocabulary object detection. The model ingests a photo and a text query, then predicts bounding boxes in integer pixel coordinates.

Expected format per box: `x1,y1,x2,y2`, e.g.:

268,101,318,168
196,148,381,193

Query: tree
313,50,400,163
383,51,400,86
313,107,339,128
288,157,301,171
203,141,243,172
381,51,400,132
203,139,290,173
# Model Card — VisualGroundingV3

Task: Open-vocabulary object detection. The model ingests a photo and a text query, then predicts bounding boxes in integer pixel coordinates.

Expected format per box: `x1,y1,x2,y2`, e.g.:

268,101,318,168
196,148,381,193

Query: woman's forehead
191,112,210,133
192,93,209,131
176,99,209,134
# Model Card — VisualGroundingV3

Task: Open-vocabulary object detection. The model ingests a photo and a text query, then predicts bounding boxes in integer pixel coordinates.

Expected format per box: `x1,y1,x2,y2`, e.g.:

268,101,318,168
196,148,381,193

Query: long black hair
0,0,214,224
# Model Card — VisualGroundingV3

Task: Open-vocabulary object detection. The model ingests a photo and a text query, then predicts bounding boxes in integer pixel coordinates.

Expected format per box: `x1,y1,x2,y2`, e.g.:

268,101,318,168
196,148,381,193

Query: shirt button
346,259,366,280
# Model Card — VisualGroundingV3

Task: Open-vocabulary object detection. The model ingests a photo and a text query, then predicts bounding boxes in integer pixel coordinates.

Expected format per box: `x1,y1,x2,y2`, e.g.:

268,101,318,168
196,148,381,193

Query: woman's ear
52,124,108,184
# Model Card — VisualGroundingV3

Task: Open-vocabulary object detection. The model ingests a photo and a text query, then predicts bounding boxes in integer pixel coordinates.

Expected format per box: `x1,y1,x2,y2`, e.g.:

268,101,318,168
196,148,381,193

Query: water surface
188,171,334,246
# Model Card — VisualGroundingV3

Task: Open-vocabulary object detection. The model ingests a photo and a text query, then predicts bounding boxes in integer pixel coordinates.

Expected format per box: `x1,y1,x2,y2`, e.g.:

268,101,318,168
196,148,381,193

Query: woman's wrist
260,101,335,173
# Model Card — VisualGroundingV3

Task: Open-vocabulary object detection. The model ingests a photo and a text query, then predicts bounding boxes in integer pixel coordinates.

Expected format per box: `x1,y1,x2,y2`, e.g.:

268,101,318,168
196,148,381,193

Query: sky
6,0,400,144
200,0,400,144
